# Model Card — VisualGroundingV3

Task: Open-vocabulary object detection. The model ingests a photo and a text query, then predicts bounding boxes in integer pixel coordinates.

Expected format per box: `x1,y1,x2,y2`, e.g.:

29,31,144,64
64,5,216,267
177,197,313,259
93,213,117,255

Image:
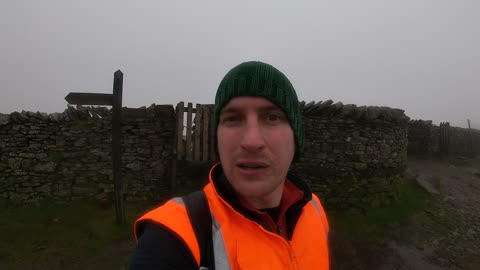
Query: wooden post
186,103,193,160
440,122,446,157
468,119,474,157
447,122,450,157
64,70,125,225
194,104,202,161
202,106,209,161
442,122,447,157
170,102,182,195
441,122,450,157
112,70,125,225
65,70,126,224
209,108,217,162
440,123,443,155
176,102,185,160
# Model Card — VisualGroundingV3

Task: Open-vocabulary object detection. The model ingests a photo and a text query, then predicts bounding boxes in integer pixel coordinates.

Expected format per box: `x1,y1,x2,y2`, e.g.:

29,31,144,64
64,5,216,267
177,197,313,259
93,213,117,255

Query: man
130,61,330,269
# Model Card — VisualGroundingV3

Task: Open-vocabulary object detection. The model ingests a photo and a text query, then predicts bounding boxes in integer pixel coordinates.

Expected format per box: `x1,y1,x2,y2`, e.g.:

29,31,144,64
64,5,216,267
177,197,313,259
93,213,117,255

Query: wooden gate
170,102,215,192
174,102,215,161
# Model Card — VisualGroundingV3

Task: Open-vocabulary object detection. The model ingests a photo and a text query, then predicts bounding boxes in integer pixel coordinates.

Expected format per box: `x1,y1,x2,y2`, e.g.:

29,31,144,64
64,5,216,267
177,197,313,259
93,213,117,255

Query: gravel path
392,158,480,270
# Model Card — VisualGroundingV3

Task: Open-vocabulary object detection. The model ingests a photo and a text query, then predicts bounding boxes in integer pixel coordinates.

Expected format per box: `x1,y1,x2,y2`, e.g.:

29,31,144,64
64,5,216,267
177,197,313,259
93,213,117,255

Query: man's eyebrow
220,107,241,115
259,105,283,113
221,105,283,114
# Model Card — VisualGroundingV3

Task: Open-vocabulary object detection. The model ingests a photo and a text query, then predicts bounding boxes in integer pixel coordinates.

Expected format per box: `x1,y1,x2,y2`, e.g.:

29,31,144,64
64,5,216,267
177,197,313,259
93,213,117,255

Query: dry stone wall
291,100,409,209
1,100,411,210
407,120,438,156
0,105,175,204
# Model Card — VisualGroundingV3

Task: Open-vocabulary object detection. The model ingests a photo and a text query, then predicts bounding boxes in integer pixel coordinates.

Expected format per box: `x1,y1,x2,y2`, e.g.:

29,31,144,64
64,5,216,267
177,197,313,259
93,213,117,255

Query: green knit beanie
213,61,304,160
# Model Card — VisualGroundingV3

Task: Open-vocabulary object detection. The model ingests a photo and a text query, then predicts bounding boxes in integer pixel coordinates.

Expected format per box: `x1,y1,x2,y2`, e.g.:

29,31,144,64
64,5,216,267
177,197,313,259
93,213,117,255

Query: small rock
34,162,57,172
126,162,142,171
443,196,456,202
0,113,10,125
415,174,440,195
33,240,48,251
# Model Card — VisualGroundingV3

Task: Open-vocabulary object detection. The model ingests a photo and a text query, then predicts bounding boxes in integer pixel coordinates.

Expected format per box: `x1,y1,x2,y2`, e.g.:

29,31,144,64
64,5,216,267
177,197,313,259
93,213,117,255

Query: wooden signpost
65,70,126,225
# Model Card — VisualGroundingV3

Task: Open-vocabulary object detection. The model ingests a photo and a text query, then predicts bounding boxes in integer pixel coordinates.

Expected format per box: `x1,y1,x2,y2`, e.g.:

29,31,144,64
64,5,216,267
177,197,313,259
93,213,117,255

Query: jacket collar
208,163,313,239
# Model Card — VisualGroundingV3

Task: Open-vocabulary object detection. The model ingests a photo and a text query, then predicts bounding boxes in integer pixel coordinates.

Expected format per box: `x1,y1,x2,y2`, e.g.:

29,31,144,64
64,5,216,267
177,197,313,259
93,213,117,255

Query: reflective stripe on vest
173,197,233,270
211,215,232,270
310,196,329,237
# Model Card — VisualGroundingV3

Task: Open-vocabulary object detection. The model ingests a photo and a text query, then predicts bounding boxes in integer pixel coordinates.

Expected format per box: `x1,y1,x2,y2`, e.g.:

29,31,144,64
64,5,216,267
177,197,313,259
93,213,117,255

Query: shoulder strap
183,190,215,270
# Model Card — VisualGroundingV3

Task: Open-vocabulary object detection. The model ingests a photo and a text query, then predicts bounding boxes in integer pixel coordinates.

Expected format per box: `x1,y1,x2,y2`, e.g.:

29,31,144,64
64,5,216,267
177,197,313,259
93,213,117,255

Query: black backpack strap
183,190,215,270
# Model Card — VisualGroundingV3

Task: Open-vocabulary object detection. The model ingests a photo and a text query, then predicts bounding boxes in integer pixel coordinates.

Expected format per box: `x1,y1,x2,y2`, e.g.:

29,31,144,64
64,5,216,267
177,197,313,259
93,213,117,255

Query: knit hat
213,61,304,160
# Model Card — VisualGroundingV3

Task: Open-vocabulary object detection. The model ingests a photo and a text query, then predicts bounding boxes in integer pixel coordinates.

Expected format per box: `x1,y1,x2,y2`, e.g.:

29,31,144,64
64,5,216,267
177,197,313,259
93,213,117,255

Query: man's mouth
236,161,268,170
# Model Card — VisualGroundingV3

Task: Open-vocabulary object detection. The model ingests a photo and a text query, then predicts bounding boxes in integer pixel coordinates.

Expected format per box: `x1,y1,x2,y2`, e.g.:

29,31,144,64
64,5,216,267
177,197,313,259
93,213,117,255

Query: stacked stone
407,120,435,157
6,99,463,209
0,104,175,204
121,105,175,202
291,100,409,209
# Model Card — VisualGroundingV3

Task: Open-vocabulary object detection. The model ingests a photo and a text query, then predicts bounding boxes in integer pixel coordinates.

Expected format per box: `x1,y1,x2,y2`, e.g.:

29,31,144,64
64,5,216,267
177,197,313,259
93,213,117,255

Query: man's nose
240,118,265,152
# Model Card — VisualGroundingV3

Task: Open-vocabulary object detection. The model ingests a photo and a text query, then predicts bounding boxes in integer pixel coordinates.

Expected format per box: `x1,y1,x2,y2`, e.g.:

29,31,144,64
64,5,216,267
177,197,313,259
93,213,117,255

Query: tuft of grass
329,176,431,238
0,200,154,270
327,176,433,269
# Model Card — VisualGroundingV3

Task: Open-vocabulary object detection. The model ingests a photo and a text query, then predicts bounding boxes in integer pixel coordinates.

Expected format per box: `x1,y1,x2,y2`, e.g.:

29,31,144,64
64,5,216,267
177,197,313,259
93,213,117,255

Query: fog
1,0,479,128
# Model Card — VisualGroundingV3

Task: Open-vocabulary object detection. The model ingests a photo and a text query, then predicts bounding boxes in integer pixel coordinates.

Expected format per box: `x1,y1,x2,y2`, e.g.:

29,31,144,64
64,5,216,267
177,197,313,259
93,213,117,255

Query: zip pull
277,223,283,235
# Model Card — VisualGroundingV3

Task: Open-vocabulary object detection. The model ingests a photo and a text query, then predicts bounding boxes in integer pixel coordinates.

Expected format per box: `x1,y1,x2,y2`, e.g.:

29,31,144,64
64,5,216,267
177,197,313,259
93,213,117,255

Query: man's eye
222,116,240,123
264,113,284,123
267,114,280,121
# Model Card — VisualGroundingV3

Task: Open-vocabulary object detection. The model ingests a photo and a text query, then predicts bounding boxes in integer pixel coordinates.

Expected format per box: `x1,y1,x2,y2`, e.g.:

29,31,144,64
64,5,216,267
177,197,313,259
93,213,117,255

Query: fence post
176,102,185,160
202,106,209,161
468,119,474,157
186,103,193,160
194,104,202,161
439,122,451,158
209,108,217,161
171,102,183,194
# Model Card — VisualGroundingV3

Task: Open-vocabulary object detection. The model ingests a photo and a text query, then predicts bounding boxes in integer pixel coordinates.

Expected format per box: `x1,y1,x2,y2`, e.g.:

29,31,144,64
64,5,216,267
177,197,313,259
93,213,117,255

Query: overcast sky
1,1,479,128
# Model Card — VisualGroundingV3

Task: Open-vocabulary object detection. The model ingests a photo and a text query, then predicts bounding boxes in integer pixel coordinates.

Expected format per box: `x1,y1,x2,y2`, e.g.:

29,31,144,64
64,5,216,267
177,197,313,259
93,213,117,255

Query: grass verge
327,176,432,269
0,200,154,270
0,175,434,269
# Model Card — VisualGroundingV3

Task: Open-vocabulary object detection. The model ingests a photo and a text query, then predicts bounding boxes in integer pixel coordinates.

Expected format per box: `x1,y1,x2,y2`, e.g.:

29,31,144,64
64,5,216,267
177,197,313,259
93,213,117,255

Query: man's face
217,96,295,208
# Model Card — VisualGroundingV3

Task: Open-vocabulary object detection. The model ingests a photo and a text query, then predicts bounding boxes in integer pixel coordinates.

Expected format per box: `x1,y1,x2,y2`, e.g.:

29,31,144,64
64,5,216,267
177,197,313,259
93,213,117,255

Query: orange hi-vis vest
135,165,330,270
